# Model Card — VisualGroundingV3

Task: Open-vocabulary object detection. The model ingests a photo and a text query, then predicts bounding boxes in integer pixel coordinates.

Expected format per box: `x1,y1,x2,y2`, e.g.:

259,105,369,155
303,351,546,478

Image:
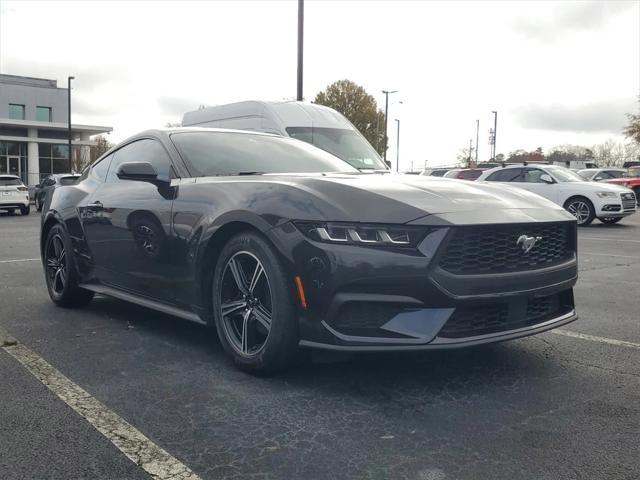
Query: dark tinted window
91,154,113,182
108,139,173,183
431,169,448,177
0,176,22,186
458,169,483,180
171,131,358,176
486,168,523,182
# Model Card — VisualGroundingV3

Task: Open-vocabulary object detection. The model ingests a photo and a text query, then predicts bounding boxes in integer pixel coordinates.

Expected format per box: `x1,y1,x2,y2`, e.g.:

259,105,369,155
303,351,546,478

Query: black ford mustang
41,128,578,373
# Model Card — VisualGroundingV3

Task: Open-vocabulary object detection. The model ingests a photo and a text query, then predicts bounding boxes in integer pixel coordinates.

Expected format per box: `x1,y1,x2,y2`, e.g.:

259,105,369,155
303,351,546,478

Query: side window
522,169,545,183
91,154,113,182
107,139,173,183
608,171,624,179
487,168,523,182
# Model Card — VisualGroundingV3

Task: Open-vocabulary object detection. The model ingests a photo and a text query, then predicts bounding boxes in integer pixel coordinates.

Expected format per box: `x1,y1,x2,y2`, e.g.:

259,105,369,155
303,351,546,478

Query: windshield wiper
233,171,265,176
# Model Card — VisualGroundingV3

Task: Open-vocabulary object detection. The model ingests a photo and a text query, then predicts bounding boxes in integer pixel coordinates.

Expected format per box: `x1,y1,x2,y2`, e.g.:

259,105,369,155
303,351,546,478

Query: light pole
67,76,75,170
395,118,400,172
382,89,397,167
296,0,304,101
475,119,479,165
491,110,498,161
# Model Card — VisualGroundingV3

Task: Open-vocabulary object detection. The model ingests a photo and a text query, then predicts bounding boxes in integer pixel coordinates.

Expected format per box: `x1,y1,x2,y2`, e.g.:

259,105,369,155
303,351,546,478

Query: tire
44,224,94,308
20,205,30,216
634,188,640,207
564,196,595,226
599,217,622,224
212,232,298,374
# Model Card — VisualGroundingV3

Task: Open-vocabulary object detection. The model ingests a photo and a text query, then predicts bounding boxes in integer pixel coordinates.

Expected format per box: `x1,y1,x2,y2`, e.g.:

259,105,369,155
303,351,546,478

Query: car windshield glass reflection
546,166,585,183
170,131,359,176
286,126,387,170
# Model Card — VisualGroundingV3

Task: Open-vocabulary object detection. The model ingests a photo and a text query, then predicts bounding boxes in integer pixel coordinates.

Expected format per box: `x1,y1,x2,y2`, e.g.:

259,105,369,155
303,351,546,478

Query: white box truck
182,101,389,171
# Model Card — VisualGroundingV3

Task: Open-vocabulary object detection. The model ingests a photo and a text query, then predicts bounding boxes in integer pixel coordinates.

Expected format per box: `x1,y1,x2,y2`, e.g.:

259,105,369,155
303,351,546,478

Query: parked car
0,175,30,215
420,168,450,177
34,174,81,211
599,170,640,206
182,101,389,172
42,128,578,373
443,168,486,181
478,164,637,225
577,168,627,182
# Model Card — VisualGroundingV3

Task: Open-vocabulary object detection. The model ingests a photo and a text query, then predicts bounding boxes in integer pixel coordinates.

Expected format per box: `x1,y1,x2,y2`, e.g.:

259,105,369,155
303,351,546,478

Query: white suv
0,175,31,215
477,164,636,225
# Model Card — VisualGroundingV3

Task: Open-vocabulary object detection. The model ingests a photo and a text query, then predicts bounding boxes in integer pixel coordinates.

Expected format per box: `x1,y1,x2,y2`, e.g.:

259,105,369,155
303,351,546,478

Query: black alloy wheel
212,232,298,374
44,225,94,307
219,251,273,357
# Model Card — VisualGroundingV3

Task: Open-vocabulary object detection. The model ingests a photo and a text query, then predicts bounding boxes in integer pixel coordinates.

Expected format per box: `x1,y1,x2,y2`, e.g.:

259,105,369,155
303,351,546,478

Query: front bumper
270,221,578,351
594,192,637,218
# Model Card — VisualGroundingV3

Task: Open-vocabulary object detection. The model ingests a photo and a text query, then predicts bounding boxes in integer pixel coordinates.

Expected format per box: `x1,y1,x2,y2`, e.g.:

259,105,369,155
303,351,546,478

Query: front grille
439,222,574,275
621,193,636,210
438,293,569,339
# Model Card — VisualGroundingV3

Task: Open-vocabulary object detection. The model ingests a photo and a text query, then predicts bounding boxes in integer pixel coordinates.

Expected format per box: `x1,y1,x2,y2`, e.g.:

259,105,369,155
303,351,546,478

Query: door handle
87,201,103,209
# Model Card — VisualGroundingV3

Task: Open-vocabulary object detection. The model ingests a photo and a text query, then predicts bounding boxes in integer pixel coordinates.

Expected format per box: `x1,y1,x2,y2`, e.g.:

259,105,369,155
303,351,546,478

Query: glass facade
8,104,25,120
0,141,28,183
39,143,70,179
36,106,52,122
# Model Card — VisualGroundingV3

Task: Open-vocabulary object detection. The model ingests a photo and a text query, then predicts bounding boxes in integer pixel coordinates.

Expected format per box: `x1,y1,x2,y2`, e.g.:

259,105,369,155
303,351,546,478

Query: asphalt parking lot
1,211,639,480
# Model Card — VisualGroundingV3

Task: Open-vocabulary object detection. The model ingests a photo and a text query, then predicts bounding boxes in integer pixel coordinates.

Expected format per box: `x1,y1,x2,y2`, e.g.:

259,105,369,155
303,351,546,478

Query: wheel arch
197,220,274,324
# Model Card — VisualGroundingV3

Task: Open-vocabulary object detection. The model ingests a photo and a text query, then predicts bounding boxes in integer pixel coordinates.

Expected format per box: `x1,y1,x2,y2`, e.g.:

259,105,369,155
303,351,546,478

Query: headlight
595,191,618,198
294,221,428,247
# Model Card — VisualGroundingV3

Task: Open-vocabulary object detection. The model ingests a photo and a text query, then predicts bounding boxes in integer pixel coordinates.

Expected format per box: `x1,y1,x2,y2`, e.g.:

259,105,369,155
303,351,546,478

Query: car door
80,138,177,299
519,168,559,204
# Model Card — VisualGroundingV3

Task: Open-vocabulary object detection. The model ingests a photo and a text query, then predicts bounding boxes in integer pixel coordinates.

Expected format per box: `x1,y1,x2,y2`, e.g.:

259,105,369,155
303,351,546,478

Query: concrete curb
0,326,18,347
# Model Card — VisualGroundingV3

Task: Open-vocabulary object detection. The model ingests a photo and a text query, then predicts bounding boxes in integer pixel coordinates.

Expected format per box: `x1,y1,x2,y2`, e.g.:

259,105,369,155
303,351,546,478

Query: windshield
627,167,640,178
546,166,585,183
285,127,387,171
170,131,359,176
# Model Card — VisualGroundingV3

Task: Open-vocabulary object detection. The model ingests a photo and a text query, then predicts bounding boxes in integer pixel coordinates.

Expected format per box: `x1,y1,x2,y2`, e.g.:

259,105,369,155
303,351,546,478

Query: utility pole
395,118,400,172
296,0,304,101
492,110,498,161
475,119,479,165
382,90,397,167
67,76,75,171
468,138,473,168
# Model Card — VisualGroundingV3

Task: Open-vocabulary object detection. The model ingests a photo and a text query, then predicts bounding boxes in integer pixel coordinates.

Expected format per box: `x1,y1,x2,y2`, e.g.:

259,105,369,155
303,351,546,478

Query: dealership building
0,74,112,185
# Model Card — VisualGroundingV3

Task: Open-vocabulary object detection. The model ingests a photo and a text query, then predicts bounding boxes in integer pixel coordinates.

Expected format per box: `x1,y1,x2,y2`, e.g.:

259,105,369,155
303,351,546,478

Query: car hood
569,181,631,192
267,173,574,225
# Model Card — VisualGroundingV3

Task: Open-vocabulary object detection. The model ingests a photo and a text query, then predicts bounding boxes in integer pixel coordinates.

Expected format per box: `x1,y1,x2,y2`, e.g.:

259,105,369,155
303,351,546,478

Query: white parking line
552,329,640,350
581,236,640,244
580,252,640,260
2,341,202,480
0,258,39,264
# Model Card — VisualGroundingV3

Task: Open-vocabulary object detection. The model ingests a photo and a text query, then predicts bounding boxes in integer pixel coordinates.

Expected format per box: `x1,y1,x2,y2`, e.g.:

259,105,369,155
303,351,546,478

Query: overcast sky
1,0,638,169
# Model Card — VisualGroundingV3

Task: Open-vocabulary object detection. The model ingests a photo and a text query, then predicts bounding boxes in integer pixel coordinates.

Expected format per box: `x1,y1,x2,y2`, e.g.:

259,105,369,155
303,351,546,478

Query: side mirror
540,173,554,184
116,162,159,182
594,176,604,181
